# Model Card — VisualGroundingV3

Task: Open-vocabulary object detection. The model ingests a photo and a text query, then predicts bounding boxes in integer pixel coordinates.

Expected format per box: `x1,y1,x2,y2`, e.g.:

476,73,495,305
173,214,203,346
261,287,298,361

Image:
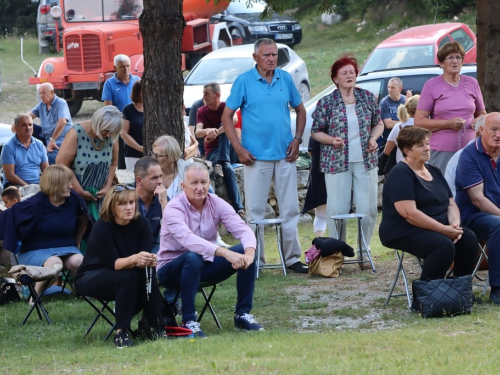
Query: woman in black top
75,184,164,348
121,80,144,171
379,127,476,280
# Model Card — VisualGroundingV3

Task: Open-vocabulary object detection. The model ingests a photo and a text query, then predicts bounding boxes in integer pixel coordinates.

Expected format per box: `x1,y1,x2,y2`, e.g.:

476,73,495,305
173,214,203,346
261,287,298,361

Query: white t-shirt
387,118,414,162
346,104,363,162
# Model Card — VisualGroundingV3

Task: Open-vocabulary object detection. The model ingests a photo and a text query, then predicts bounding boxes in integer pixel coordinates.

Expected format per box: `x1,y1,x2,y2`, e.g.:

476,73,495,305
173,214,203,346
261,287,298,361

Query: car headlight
293,24,301,30
248,25,268,33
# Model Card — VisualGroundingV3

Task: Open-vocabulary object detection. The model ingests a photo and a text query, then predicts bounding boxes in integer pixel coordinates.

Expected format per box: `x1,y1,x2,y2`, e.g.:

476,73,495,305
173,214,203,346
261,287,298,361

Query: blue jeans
464,212,500,287
206,134,243,212
47,147,60,165
157,244,256,323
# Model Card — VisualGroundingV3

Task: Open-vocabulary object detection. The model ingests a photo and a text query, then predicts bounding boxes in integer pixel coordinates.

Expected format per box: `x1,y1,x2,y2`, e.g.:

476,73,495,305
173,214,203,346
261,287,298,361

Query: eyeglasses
444,55,463,61
113,184,135,192
149,151,168,159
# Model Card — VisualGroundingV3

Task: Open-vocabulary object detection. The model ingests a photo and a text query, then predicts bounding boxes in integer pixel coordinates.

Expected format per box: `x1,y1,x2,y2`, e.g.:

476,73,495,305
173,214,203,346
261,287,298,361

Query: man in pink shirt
156,162,263,338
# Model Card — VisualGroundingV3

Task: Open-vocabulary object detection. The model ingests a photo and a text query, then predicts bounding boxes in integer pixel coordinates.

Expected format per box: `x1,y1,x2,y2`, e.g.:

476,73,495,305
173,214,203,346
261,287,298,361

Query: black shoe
286,261,309,274
490,289,500,305
114,330,134,348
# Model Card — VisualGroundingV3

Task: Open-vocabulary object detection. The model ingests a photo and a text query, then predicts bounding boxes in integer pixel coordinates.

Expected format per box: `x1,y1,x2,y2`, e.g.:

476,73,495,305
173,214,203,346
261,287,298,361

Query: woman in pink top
415,41,486,174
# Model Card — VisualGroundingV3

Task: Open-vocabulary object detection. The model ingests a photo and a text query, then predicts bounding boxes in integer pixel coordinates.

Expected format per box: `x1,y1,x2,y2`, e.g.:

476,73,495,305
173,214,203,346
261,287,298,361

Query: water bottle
21,285,30,300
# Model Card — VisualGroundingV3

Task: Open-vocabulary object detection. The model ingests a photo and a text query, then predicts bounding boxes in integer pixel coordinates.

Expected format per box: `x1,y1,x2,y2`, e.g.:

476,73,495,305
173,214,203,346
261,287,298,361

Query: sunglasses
113,184,135,192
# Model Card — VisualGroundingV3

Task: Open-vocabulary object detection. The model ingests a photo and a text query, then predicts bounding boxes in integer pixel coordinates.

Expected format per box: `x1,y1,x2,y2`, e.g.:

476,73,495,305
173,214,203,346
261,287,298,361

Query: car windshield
361,45,435,75
185,57,254,85
228,0,267,14
64,0,143,22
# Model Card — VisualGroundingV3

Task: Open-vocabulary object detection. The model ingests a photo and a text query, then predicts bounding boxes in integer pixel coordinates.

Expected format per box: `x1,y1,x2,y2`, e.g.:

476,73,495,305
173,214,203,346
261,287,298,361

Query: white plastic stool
249,218,287,278
330,213,376,273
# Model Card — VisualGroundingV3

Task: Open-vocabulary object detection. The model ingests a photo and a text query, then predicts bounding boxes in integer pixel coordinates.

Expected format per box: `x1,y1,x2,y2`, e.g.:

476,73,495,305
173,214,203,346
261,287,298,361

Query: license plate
275,33,293,40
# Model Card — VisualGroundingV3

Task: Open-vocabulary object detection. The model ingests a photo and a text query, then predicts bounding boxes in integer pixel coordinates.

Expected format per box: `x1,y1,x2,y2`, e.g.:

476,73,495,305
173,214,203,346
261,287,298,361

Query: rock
300,213,312,223
116,169,134,185
298,188,307,200
321,12,342,25
296,170,309,189
269,198,277,206
265,203,276,219
19,184,40,198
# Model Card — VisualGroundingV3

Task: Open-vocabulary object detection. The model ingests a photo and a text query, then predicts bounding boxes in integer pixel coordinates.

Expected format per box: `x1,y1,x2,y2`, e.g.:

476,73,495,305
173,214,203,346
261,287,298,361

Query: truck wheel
298,82,310,102
67,99,83,117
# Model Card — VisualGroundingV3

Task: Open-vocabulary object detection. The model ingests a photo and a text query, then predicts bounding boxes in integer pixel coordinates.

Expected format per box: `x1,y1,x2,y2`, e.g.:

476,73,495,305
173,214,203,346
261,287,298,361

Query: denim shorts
17,246,81,267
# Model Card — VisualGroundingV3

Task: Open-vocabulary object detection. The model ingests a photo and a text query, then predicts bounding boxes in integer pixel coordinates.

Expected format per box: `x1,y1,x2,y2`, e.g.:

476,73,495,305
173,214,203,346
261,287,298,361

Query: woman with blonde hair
57,105,123,210
0,165,88,296
75,184,165,348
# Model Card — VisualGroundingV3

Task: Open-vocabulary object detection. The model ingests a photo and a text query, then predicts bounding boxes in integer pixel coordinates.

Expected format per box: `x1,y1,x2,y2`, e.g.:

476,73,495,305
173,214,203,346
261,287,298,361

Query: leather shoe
286,261,309,274
490,289,500,305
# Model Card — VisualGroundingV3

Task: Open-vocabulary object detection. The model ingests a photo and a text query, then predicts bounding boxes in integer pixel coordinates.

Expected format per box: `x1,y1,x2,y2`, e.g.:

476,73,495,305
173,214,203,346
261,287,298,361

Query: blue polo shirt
455,136,500,221
226,67,302,161
30,95,72,146
102,73,140,112
1,135,48,185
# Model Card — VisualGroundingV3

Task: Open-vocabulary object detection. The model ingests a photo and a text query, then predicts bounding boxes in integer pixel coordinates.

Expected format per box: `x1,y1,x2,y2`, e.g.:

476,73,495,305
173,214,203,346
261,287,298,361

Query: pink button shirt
157,192,256,270
417,74,485,152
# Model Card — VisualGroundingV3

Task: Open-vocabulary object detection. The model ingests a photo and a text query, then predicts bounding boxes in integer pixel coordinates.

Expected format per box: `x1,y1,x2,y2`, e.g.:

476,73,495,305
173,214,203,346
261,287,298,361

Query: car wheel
67,99,83,117
298,81,310,102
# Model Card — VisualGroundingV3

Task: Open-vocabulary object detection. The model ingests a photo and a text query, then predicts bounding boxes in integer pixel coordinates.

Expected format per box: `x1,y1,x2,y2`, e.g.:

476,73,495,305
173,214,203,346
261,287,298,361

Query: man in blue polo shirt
1,114,48,187
221,38,308,274
102,54,140,169
29,83,72,165
456,112,500,304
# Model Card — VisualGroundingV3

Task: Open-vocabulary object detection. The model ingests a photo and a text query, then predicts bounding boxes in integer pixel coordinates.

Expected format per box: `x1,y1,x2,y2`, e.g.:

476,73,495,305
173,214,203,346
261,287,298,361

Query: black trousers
76,267,164,330
386,226,478,280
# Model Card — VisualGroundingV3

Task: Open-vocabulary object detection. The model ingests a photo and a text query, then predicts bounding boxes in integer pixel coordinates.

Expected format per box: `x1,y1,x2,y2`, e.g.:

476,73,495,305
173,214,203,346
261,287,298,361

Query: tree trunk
477,0,500,113
139,0,185,155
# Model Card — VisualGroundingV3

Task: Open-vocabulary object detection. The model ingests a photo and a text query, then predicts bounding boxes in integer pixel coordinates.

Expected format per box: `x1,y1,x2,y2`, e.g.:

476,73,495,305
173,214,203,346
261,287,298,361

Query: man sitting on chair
156,162,263,338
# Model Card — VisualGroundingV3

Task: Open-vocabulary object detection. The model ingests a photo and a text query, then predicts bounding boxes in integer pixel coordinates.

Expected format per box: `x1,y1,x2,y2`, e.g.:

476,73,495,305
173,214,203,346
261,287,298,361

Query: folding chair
384,249,423,310
81,296,116,341
9,241,57,325
472,242,489,296
173,281,221,329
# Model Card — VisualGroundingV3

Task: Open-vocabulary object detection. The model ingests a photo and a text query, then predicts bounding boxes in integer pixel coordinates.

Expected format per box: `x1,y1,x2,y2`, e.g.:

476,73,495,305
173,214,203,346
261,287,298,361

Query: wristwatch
294,136,303,144
49,137,55,142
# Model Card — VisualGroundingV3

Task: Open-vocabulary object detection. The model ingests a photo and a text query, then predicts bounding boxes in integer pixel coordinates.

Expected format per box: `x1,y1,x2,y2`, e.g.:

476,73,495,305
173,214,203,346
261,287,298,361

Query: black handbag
0,277,21,305
412,275,473,318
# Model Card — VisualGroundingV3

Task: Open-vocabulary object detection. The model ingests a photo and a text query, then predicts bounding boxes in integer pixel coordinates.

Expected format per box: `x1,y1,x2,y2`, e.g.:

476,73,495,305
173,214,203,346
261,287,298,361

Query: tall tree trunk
477,0,500,113
139,0,185,155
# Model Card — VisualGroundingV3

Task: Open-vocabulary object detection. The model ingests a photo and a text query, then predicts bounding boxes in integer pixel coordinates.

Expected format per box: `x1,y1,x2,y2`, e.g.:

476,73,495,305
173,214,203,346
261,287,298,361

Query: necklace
342,97,356,105
91,135,105,151
443,75,460,87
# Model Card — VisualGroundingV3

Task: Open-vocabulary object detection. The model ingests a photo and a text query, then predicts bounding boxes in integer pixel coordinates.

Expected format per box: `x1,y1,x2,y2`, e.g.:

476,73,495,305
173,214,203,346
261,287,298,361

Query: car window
277,48,290,68
361,45,435,74
355,79,384,103
184,57,254,85
438,36,452,49
227,0,266,14
64,0,143,22
398,74,438,96
451,29,474,52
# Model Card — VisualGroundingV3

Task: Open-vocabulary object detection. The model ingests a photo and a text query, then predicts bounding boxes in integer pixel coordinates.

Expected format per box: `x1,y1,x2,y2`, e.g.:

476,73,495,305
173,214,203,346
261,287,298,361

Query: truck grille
66,34,102,72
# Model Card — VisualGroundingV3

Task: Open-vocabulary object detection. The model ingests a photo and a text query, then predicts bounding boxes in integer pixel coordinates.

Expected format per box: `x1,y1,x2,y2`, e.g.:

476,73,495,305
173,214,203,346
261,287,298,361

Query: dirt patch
287,256,424,332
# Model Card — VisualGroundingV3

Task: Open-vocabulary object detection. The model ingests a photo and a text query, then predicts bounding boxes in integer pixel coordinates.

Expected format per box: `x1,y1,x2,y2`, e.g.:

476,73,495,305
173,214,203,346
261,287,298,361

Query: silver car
290,65,477,152
34,0,60,54
183,43,310,117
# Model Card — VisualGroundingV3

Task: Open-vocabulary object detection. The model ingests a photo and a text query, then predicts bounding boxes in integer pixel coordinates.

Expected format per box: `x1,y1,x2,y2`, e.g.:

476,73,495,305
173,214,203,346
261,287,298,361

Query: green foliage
0,0,38,36
420,0,476,18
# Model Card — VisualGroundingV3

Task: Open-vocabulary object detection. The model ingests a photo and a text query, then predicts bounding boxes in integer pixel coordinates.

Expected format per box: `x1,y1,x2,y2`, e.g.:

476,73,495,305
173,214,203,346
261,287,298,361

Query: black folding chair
81,296,116,341
173,281,222,329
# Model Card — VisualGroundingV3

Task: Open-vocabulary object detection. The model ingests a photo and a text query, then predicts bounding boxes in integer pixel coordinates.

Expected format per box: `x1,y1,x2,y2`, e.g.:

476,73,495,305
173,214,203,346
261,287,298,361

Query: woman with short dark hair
415,41,487,173
121,80,144,171
75,184,165,348
379,126,477,280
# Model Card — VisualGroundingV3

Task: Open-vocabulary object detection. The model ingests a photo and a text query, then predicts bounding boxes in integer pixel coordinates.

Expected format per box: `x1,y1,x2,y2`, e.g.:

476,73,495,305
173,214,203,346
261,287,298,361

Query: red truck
26,0,233,116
